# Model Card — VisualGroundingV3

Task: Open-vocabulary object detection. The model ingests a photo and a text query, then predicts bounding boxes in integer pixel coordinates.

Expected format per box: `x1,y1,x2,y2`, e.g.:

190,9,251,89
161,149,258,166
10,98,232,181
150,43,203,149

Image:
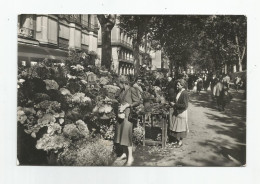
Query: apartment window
18,14,36,39
81,15,89,27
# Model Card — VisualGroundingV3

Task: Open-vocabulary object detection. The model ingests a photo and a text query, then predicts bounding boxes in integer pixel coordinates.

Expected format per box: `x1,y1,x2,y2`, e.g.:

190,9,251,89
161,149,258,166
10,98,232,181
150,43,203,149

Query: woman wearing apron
169,79,189,148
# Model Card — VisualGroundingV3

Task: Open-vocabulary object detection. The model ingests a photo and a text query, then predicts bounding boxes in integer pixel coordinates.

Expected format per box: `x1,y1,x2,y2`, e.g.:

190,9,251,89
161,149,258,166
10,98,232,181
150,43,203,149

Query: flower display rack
141,112,168,148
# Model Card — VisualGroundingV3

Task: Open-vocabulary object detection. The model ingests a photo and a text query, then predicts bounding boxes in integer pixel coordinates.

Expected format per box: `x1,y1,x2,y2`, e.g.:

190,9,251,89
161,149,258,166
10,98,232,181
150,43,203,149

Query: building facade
18,14,164,75
18,14,99,65
97,18,135,75
97,16,163,75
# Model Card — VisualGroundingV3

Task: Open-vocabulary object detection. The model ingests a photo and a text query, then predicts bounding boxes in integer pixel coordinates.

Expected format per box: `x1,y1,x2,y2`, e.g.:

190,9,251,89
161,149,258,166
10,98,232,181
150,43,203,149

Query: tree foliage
149,15,247,74
119,15,153,75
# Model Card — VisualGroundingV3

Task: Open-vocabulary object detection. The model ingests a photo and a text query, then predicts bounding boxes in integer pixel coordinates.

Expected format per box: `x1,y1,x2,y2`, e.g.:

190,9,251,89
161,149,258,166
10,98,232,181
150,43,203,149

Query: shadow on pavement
189,90,246,122
188,90,246,166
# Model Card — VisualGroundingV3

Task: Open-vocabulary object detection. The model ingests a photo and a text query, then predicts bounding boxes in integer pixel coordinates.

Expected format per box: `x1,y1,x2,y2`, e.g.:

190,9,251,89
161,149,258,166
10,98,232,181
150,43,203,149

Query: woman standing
169,79,189,148
114,76,140,166
197,76,203,94
213,77,224,111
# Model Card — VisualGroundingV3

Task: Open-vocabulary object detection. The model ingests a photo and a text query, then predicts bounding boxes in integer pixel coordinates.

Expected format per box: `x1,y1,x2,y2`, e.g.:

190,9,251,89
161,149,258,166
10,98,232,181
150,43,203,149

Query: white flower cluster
71,93,91,104
63,120,89,139
71,64,84,71
60,88,71,96
103,85,120,94
43,79,59,90
99,77,110,85
93,104,113,114
36,134,71,151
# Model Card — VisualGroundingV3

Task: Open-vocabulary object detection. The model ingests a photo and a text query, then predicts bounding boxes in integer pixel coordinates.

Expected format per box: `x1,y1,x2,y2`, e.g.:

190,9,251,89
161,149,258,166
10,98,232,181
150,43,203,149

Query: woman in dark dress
197,76,203,93
114,76,140,166
169,79,189,148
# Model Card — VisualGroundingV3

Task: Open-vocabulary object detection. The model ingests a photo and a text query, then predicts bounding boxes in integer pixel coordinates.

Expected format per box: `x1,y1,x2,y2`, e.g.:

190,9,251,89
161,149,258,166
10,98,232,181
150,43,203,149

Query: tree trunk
97,15,116,70
133,16,151,76
133,38,140,75
238,58,243,72
101,27,112,70
235,35,246,72
168,57,173,77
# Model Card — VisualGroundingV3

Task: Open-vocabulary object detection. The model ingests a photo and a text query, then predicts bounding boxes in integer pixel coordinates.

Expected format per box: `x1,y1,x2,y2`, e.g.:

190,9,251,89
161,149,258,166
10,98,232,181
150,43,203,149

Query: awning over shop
18,43,68,62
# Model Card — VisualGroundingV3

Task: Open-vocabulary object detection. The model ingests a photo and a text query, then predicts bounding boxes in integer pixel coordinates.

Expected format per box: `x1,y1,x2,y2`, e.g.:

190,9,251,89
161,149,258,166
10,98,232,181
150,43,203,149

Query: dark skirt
114,108,133,147
197,82,203,91
169,130,187,139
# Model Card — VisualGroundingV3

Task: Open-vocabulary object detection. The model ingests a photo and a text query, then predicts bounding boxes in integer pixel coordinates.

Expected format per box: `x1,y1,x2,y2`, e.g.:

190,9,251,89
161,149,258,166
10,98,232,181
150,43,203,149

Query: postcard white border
0,0,260,184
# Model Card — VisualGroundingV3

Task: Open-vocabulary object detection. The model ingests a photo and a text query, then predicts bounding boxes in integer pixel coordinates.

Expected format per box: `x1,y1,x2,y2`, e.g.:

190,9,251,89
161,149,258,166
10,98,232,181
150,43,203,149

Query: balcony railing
59,14,81,24
120,40,132,49
81,19,89,27
118,56,134,64
80,19,99,30
18,27,34,38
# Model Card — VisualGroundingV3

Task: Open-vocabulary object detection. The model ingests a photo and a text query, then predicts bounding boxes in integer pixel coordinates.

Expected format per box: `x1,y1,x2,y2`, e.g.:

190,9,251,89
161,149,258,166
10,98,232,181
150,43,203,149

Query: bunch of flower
35,100,61,111
99,77,110,85
36,134,71,152
17,107,36,124
99,124,115,140
71,92,91,105
149,103,170,115
75,120,90,138
135,104,145,115
33,93,51,103
92,97,114,119
17,78,26,89
63,120,89,140
47,122,62,135
17,51,124,165
59,88,71,96
103,85,120,99
37,113,56,127
57,138,115,166
17,107,39,137
71,64,84,72
43,79,59,90
66,80,82,94
133,124,145,145
31,63,51,79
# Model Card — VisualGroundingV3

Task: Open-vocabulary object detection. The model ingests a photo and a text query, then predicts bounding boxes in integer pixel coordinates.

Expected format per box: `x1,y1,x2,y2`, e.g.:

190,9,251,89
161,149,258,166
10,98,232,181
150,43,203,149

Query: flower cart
138,103,170,148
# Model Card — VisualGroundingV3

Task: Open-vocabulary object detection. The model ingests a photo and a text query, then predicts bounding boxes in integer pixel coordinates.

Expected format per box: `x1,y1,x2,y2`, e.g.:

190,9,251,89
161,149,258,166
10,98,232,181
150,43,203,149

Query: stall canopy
18,43,68,62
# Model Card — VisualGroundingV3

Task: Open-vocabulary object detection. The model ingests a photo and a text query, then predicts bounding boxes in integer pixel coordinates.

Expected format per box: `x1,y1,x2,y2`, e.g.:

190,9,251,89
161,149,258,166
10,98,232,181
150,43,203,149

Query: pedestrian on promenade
204,74,211,91
133,78,144,99
213,76,224,111
169,79,189,148
166,76,176,102
210,74,218,95
220,87,233,111
222,73,231,89
187,74,194,91
114,75,140,166
234,76,241,91
197,76,203,94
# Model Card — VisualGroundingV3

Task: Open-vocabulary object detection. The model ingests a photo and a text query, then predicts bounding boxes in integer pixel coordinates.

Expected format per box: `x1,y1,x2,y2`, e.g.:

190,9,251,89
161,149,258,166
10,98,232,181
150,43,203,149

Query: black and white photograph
17,14,246,167
1,0,260,184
